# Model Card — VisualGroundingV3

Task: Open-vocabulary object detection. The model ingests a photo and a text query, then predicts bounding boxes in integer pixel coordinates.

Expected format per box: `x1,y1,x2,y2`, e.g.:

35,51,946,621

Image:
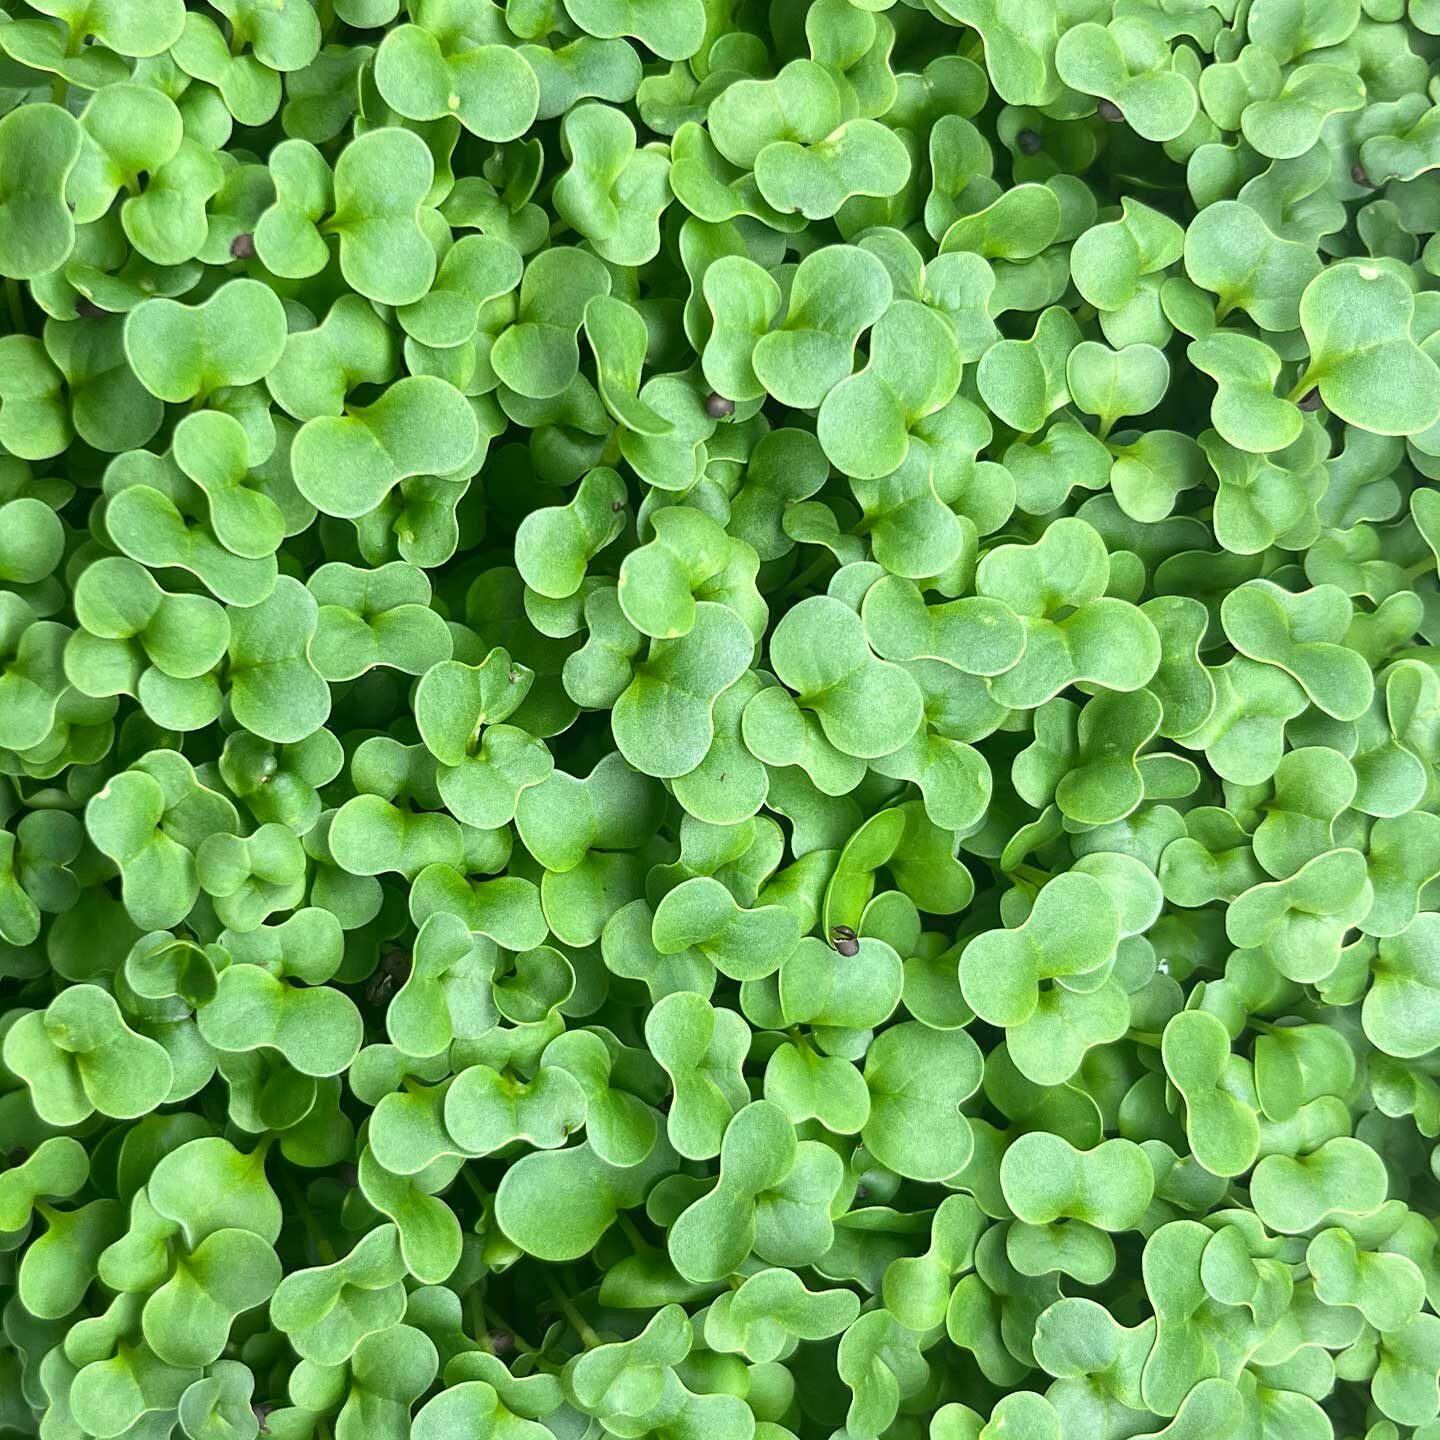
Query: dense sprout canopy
2,2,1440,1440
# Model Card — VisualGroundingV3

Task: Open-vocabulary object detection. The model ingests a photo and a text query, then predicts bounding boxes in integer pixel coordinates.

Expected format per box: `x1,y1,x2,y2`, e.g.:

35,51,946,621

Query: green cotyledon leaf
0,2,1436,1431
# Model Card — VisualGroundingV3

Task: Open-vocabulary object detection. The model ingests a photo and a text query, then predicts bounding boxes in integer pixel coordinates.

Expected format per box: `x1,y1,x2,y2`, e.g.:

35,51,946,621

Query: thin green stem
485,1302,539,1354
1127,1029,1163,1048
283,1176,337,1264
460,1164,489,1204
50,32,77,109
469,1291,491,1352
5,279,26,337
778,552,832,601
544,1270,601,1349
1285,369,1317,404
617,1212,649,1250
1007,862,1052,889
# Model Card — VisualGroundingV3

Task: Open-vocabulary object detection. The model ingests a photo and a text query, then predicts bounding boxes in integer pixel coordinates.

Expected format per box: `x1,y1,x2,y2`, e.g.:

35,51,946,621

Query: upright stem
778,552,832,600
51,31,77,109
460,1164,489,1205
284,1177,337,1264
469,1291,491,1351
544,1270,601,1349
617,1212,649,1250
1007,862,1051,889
484,1302,539,1354
1286,369,1317,404
5,279,26,337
